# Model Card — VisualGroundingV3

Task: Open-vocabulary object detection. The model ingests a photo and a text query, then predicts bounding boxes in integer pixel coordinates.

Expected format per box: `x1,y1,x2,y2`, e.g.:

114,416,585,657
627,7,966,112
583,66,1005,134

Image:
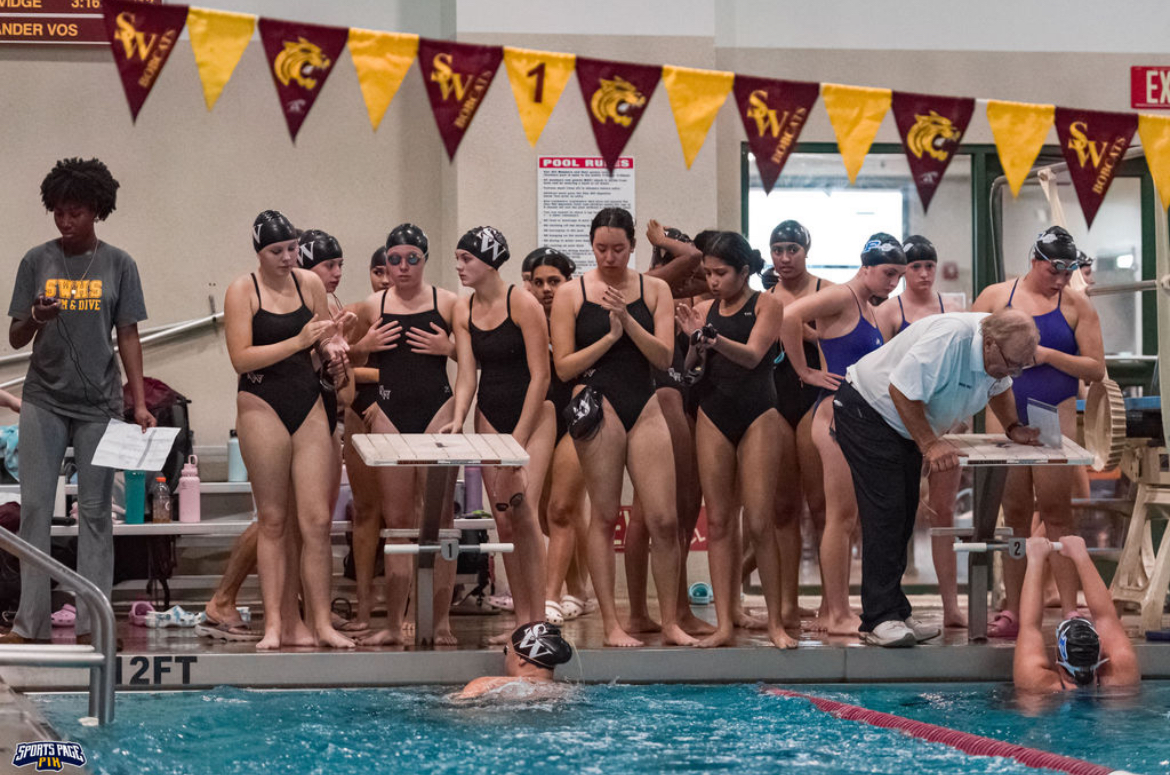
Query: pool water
32,682,1169,775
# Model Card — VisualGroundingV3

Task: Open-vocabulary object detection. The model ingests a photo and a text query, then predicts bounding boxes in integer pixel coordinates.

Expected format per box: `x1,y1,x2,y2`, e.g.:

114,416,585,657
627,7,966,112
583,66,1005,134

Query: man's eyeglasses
387,253,423,266
993,340,1034,378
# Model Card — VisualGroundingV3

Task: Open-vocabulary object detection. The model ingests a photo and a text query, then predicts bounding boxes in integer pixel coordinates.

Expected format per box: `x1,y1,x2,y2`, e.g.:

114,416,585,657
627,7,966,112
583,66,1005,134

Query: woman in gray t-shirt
3,158,154,645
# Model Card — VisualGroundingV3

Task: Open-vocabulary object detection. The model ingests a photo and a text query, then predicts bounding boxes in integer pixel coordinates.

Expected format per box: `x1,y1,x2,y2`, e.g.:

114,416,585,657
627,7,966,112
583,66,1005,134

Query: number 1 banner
503,47,575,147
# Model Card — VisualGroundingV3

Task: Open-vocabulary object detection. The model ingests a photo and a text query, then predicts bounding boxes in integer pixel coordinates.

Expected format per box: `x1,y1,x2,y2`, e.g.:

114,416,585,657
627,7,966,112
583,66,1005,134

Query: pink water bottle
178,455,201,523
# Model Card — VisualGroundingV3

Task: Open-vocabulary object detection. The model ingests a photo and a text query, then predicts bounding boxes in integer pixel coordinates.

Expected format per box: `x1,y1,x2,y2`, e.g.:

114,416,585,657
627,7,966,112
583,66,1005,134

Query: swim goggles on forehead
387,253,423,266
1030,232,1078,272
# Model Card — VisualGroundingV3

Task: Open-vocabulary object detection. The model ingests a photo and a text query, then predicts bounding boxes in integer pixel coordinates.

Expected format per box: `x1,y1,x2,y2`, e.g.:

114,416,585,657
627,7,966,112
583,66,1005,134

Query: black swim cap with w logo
458,225,511,269
510,621,573,670
253,210,296,253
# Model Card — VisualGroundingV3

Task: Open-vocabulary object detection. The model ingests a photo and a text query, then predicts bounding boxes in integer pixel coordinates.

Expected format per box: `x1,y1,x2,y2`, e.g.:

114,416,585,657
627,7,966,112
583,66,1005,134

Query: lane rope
763,687,1136,775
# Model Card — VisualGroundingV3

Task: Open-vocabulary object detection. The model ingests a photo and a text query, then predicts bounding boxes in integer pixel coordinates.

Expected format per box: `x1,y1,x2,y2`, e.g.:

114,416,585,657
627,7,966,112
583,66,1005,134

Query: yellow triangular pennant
1139,114,1170,211
822,83,891,183
186,7,255,111
662,65,734,168
986,100,1055,197
502,47,575,147
348,28,419,132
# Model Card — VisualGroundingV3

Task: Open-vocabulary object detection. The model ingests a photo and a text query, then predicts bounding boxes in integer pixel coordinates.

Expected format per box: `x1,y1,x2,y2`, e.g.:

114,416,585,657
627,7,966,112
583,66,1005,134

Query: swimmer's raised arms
456,622,574,701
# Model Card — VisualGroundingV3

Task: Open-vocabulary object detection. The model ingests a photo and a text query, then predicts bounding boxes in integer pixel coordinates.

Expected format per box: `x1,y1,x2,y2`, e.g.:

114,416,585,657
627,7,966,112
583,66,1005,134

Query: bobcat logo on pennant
590,76,646,127
274,37,332,90
906,110,962,162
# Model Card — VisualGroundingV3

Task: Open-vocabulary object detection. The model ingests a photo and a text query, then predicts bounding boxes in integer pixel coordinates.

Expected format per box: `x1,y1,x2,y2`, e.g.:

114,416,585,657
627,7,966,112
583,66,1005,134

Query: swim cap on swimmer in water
297,229,342,269
903,235,937,264
253,210,296,253
770,220,811,249
510,621,573,670
1056,616,1108,687
860,233,906,266
1029,225,1079,268
386,223,429,257
457,225,510,269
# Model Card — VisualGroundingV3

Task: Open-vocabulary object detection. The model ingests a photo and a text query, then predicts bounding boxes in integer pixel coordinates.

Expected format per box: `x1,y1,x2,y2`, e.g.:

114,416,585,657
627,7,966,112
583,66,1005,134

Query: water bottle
178,455,201,523
124,470,146,524
151,476,173,524
227,429,247,482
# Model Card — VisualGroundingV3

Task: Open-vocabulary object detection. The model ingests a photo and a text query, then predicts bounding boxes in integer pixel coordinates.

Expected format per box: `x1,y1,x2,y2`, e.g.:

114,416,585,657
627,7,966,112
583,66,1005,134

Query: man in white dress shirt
833,308,1041,647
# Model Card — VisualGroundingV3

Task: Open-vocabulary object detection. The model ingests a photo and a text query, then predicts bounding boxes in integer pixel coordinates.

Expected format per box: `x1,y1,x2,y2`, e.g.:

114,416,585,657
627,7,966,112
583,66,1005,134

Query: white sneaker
904,616,940,643
860,620,917,648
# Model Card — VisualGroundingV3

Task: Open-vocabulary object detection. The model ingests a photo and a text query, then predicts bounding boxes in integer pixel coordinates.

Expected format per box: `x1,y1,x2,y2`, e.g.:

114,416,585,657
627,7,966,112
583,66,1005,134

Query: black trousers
832,382,923,633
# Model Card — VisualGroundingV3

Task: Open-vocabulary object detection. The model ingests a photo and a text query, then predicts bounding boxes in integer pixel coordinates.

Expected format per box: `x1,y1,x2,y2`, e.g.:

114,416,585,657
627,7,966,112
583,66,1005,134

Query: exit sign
1132,67,1170,109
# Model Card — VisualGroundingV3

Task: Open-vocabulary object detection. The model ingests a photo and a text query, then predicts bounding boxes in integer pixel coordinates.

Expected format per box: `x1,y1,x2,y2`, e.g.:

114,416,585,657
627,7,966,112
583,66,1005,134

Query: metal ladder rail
0,527,116,725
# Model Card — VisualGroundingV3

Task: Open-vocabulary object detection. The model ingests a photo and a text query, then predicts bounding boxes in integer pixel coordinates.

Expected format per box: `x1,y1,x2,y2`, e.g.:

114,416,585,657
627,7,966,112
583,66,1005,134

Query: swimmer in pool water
456,621,575,700
1014,536,1140,692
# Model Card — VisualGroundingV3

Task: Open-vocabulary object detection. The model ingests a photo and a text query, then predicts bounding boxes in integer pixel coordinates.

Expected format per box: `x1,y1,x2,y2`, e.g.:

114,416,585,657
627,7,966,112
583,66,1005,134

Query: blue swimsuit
897,293,945,332
1006,279,1079,423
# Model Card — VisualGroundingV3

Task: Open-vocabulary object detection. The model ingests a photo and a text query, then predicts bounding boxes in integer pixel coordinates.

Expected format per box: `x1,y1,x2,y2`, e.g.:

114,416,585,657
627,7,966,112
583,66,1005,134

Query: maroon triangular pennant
732,76,818,195
1054,107,1138,228
101,0,189,122
417,39,503,161
891,91,975,212
258,17,349,143
575,57,661,173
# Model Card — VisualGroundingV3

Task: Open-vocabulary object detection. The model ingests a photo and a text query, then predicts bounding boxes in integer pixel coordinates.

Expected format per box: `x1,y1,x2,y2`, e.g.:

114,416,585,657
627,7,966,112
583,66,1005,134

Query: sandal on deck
194,620,261,642
559,595,585,621
987,610,1019,639
51,604,76,628
545,600,564,625
128,601,154,628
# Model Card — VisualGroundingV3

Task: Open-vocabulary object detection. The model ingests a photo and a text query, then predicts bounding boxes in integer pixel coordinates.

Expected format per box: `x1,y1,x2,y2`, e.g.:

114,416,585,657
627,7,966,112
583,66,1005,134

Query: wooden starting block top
352,433,529,467
943,433,1092,467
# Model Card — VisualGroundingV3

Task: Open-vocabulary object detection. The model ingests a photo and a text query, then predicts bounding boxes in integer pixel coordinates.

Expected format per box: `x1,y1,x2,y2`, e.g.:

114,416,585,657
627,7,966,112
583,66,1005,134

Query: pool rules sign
1132,67,1170,109
537,156,634,273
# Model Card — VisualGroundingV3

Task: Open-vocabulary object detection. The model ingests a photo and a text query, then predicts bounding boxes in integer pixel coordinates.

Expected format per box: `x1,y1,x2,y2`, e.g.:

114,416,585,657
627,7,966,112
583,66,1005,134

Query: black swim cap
370,247,388,268
903,235,937,264
524,247,576,279
510,621,573,670
457,226,510,269
860,233,906,267
770,220,811,250
1056,616,1107,687
1076,249,1093,269
297,229,342,269
386,223,429,257
253,210,296,253
1030,226,1079,264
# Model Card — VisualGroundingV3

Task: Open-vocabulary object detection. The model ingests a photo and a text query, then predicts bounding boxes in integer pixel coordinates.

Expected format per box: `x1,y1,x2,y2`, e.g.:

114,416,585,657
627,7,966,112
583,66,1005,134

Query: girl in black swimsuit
766,220,830,629
224,210,354,651
445,227,555,631
529,249,594,624
356,224,461,647
550,207,696,649
339,247,395,633
624,221,714,638
678,231,794,649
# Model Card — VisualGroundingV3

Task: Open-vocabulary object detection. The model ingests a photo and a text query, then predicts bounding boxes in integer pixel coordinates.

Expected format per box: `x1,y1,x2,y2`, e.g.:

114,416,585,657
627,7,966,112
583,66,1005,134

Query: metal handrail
0,311,223,390
0,527,115,724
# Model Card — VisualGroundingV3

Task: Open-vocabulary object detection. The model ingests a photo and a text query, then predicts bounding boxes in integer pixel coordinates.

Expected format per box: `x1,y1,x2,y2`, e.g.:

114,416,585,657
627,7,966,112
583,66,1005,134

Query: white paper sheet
90,420,181,471
1027,398,1063,449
